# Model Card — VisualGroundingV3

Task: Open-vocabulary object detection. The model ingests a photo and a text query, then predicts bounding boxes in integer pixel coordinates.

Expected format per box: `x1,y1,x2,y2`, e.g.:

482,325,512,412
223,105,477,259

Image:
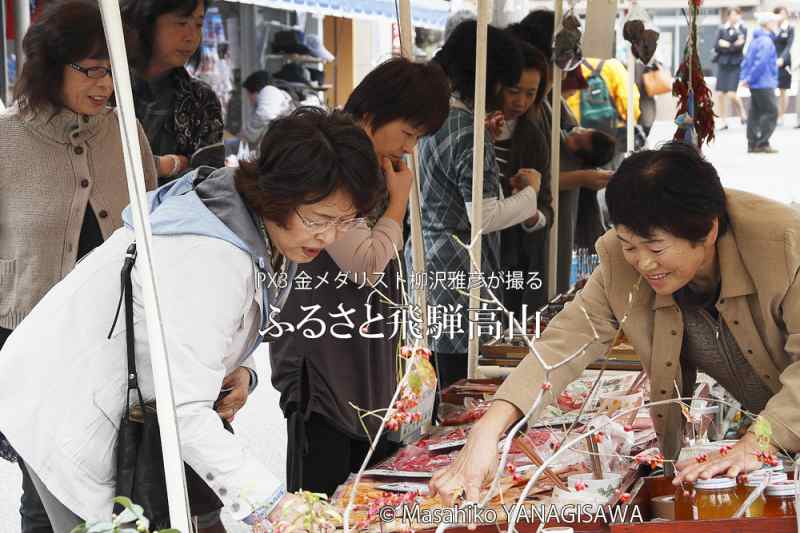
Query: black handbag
110,243,226,528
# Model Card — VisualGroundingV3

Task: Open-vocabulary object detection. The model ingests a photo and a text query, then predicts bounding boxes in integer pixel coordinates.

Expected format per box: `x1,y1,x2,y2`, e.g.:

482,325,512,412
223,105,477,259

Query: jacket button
82,115,90,123
670,330,677,335
660,389,667,395
657,414,664,418
747,349,753,354
80,179,89,188
74,146,84,155
733,320,740,325
720,298,725,304
666,361,673,367
98,209,108,219
764,374,771,379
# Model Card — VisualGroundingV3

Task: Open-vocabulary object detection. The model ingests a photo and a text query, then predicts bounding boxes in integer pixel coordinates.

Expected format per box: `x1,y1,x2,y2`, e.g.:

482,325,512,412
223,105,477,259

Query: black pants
747,88,778,149
286,411,399,496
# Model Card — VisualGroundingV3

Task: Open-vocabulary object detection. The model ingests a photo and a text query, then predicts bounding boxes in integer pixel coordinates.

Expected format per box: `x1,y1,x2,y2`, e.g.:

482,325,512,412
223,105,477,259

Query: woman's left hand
216,366,252,423
672,432,778,485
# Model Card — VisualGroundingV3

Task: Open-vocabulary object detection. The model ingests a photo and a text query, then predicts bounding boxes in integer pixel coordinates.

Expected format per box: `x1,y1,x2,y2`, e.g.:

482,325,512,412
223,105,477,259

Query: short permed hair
121,0,207,70
14,0,122,116
434,21,522,108
606,141,729,243
344,57,450,136
235,107,382,228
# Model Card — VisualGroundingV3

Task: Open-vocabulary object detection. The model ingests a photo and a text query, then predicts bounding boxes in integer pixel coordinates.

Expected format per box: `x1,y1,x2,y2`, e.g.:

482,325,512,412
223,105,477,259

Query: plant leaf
86,522,115,533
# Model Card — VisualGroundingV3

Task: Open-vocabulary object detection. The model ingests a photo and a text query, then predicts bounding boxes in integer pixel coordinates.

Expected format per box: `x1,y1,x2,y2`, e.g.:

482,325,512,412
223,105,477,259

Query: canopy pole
627,3,637,152
98,2,191,529
467,1,491,379
547,0,563,301
399,0,428,341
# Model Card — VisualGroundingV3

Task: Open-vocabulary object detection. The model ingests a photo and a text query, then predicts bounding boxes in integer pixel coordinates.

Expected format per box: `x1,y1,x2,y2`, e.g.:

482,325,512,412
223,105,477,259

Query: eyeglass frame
294,207,367,234
69,63,113,79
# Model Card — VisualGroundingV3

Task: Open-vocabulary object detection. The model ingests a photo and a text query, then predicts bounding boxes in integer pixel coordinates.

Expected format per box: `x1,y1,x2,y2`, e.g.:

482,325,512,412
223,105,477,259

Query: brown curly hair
13,0,134,117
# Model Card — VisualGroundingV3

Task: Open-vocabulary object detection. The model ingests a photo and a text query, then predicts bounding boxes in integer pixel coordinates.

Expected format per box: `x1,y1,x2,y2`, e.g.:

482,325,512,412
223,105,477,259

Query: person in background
239,70,295,146
634,59,658,140
410,21,540,389
714,7,748,130
269,58,450,497
509,12,614,294
565,56,641,168
0,107,383,533
773,7,795,126
0,1,157,531
741,12,780,154
495,42,551,320
429,141,800,504
122,0,223,183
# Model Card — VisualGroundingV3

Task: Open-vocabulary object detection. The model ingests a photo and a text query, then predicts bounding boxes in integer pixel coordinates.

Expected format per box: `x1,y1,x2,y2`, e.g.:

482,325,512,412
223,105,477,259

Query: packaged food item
763,480,798,517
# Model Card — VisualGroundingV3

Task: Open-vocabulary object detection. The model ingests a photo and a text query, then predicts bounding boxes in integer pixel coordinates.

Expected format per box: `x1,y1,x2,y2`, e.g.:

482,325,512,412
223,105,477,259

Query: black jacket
774,24,795,68
714,24,747,66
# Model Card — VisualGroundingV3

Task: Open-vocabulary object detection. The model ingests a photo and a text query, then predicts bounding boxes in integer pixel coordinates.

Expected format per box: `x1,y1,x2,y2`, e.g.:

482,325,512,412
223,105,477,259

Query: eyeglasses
294,208,367,235
69,63,113,79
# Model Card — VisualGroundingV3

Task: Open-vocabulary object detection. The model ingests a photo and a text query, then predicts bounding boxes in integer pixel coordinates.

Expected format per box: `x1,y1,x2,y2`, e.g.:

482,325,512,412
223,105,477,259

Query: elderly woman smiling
429,141,800,503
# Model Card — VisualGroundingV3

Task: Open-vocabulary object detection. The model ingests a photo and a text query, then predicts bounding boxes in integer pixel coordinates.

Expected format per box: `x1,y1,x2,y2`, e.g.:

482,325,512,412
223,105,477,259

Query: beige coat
496,190,800,461
0,106,157,329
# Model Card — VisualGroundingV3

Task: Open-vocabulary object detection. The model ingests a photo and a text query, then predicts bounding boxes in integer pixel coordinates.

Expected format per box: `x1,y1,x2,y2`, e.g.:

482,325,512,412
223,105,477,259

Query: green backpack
579,59,618,134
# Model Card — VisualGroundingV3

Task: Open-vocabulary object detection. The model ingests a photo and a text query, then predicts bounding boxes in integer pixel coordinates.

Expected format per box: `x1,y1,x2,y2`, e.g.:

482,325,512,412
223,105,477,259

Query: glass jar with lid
763,481,798,517
692,477,741,520
738,469,788,517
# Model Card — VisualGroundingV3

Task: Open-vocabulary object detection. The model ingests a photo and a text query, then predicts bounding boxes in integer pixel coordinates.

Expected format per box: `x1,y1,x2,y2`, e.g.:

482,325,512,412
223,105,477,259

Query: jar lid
746,471,788,486
695,477,736,490
766,480,798,497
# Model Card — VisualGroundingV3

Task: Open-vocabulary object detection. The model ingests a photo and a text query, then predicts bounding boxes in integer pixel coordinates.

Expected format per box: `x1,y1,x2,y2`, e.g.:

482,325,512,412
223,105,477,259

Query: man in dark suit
714,7,748,130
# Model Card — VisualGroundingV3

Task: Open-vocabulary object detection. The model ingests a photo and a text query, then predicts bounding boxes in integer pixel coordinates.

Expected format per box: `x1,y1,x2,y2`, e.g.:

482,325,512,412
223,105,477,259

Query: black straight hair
511,9,556,60
243,70,272,94
121,0,208,70
344,57,450,135
574,130,616,167
606,141,729,243
434,21,522,109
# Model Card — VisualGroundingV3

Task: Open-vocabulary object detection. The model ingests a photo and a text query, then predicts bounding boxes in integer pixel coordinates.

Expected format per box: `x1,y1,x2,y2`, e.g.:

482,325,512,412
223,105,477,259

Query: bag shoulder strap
584,59,605,77
108,243,144,414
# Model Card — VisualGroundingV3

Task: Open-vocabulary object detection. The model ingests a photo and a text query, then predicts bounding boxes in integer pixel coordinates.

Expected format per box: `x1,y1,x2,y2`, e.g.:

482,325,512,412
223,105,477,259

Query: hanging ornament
673,0,715,148
553,2,583,72
623,2,660,65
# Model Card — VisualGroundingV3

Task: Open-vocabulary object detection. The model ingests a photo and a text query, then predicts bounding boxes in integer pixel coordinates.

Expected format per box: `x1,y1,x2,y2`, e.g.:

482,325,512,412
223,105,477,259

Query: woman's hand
215,366,252,423
157,154,189,177
672,432,778,485
382,157,413,226
485,111,505,140
429,401,520,508
510,168,542,193
582,169,613,190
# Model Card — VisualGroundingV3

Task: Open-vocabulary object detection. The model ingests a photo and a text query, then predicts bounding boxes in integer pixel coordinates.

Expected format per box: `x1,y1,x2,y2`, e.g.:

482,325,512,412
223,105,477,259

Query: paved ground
0,117,798,532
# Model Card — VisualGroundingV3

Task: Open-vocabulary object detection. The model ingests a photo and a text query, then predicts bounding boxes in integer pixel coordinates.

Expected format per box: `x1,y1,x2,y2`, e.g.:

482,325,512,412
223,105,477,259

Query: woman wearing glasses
269,58,451,496
0,107,383,531
0,1,157,530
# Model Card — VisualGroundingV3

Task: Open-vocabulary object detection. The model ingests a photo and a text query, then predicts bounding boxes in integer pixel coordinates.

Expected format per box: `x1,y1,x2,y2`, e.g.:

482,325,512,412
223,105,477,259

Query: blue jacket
740,28,778,89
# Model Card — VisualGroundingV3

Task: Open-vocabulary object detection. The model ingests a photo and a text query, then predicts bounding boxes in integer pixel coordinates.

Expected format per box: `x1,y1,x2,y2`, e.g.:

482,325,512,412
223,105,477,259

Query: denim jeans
18,461,54,533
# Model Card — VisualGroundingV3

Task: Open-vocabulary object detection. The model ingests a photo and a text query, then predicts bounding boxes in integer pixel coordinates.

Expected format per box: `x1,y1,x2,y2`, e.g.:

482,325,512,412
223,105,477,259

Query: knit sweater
0,106,157,329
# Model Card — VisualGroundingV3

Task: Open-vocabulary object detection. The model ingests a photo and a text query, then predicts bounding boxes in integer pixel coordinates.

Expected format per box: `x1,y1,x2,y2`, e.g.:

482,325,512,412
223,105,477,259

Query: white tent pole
399,0,428,340
467,0,491,379
547,0,563,300
97,2,192,530
626,4,636,152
